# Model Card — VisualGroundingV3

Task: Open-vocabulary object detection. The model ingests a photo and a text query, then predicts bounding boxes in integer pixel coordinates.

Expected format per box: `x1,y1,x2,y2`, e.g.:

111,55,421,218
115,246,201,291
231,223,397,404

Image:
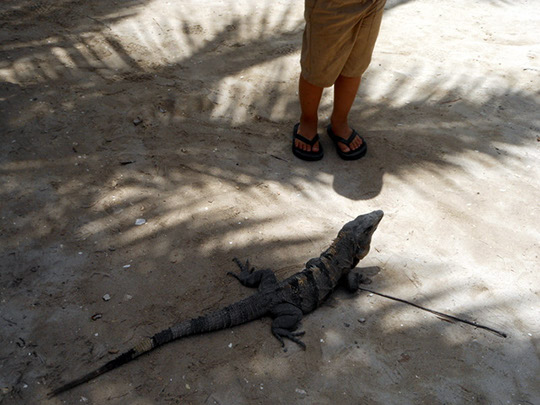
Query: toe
295,138,319,152
352,134,364,150
343,133,363,152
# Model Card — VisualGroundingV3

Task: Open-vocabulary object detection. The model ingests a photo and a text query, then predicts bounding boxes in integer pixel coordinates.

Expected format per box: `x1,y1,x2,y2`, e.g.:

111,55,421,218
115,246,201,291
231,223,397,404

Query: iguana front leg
346,268,374,292
228,258,278,291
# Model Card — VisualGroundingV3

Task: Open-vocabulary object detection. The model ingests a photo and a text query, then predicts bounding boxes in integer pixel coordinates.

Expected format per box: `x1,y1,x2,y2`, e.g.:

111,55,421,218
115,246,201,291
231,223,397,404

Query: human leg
295,74,324,153
327,0,386,157
296,0,386,159
330,74,363,153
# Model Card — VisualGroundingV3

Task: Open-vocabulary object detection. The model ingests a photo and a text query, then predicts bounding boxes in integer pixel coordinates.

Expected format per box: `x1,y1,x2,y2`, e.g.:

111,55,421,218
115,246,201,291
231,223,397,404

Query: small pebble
135,218,146,226
102,294,111,301
295,388,307,395
358,318,366,323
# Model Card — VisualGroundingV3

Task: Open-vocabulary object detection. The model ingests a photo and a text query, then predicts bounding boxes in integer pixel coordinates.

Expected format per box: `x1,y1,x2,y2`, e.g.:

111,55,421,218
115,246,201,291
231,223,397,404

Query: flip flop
327,125,367,160
292,123,324,161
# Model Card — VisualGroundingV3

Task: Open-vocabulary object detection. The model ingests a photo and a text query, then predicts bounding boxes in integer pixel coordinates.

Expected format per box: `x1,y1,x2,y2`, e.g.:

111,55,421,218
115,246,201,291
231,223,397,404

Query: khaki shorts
301,0,386,88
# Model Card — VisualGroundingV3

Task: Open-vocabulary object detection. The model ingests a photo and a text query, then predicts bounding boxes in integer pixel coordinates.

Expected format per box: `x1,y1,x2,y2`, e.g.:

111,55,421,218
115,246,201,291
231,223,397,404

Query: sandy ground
1,0,539,404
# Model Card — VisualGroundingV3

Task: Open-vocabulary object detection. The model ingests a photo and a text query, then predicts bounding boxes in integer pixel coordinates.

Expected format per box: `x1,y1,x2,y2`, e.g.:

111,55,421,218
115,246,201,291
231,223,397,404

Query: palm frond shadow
1,0,535,299
0,1,537,402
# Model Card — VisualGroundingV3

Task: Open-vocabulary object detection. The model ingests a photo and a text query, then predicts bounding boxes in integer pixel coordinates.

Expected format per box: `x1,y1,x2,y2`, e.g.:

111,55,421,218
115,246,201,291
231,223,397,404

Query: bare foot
295,121,320,153
328,122,363,153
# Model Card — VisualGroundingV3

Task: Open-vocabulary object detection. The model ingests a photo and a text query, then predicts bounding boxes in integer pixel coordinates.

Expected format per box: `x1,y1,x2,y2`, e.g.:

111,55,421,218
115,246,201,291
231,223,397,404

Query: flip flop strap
294,132,320,146
335,130,359,146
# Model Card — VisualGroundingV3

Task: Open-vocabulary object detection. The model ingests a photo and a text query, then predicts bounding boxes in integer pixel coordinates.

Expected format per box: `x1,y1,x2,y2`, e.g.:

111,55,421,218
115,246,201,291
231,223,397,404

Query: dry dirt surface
1,0,539,404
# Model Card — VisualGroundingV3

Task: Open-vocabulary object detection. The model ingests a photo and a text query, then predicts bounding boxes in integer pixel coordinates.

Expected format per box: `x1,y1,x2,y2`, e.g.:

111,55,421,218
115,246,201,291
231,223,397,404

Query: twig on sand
358,286,508,338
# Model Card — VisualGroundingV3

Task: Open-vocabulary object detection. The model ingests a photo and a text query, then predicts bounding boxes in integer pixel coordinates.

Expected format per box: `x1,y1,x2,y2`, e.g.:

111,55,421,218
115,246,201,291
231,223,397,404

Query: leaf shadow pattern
0,0,539,403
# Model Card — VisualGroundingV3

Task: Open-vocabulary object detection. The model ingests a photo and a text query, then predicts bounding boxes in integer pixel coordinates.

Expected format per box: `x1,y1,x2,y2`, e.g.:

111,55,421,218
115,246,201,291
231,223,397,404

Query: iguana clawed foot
232,258,254,273
228,258,279,290
228,258,253,280
272,329,306,350
228,258,252,282
346,270,372,292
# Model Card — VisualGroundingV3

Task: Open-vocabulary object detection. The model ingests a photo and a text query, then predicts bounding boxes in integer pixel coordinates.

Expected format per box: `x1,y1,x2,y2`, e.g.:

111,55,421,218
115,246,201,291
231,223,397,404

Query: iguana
49,210,384,397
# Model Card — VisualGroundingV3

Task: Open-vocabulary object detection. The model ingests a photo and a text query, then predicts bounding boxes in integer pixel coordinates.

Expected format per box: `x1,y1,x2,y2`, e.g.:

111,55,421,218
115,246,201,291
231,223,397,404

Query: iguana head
340,210,384,263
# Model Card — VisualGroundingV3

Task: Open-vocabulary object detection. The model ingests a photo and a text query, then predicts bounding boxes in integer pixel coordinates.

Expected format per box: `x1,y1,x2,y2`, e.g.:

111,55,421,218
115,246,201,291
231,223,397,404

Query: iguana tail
48,293,269,397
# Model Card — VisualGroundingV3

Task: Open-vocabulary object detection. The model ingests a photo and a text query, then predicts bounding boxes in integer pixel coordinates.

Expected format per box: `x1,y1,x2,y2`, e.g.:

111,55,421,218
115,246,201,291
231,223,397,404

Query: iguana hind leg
270,302,306,349
228,258,278,290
